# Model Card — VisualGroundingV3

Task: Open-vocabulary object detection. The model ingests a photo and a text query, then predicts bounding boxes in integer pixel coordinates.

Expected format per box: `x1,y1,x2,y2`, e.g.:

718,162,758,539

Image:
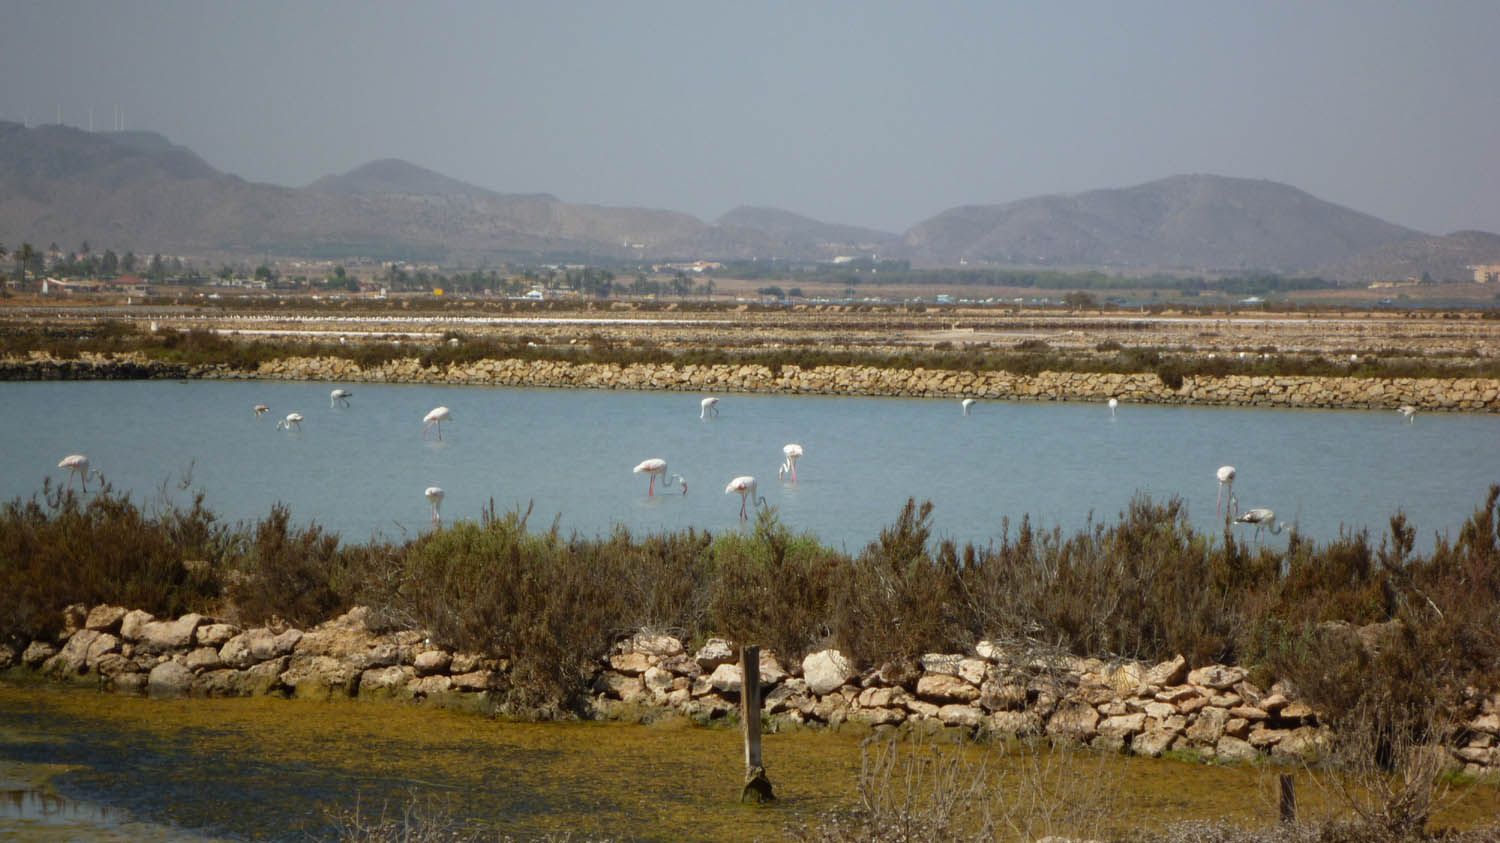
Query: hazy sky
3,1,1497,234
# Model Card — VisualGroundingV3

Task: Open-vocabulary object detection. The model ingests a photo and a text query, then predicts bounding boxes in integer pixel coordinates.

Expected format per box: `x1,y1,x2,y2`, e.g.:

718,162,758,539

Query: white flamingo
633,458,686,496
700,397,720,420
779,444,803,482
1216,465,1237,518
253,403,270,418
57,454,97,491
1234,508,1283,539
330,388,352,408
1108,397,1119,418
425,486,445,526
1398,405,1416,424
961,398,976,416
423,406,451,440
725,475,766,521
276,412,304,432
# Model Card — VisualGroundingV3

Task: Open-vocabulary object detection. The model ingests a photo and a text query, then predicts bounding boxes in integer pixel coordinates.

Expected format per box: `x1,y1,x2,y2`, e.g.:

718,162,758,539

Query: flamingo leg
648,475,656,497
740,495,748,520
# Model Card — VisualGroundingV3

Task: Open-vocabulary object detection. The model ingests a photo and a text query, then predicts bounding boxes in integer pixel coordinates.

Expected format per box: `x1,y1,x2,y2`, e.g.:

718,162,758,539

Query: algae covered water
7,679,1499,841
0,380,1496,551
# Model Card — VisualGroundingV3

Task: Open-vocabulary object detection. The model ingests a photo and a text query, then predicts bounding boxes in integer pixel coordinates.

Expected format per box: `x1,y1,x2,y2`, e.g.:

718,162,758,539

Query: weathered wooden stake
740,645,775,803
1279,773,1296,825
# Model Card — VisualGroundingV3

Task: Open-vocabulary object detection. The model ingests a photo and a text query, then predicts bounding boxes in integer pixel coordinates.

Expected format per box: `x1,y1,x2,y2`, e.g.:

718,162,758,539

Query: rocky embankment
3,351,1498,410
5,604,1500,776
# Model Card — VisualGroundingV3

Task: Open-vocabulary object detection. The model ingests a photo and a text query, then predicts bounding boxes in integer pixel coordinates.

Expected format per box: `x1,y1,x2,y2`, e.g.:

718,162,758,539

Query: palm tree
16,243,36,291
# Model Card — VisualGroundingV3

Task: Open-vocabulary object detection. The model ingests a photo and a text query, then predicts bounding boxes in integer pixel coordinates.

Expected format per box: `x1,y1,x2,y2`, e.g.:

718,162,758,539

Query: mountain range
0,121,1494,281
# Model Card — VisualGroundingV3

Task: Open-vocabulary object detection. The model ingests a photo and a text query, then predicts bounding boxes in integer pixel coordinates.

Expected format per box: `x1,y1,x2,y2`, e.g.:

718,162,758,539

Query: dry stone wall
5,603,1500,776
2,352,1497,410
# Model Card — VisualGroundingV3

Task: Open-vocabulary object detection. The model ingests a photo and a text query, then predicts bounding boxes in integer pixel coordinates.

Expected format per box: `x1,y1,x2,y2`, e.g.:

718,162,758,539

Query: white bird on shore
423,406,451,440
425,486,445,526
725,476,766,521
779,444,803,482
961,398,976,416
1216,465,1237,518
1108,397,1119,418
330,388,352,408
700,397,720,420
634,458,686,496
253,403,270,418
276,412,303,432
1399,405,1417,424
1234,508,1283,539
58,454,97,491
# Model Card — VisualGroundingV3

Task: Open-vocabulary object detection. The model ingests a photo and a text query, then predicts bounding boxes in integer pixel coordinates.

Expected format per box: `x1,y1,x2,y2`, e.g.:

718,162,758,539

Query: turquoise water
0,380,1496,551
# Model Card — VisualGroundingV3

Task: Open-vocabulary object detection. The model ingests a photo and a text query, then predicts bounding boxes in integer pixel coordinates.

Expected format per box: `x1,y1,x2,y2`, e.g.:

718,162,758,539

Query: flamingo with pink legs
633,458,686,496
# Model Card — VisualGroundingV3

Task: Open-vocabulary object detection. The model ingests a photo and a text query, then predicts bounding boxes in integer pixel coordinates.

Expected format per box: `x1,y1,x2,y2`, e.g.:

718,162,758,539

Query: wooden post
1279,773,1296,825
739,645,775,803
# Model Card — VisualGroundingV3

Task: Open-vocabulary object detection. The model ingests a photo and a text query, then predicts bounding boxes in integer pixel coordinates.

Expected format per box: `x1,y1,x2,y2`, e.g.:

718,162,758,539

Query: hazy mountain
1317,230,1500,283
717,206,896,253
2,124,1494,277
896,175,1423,274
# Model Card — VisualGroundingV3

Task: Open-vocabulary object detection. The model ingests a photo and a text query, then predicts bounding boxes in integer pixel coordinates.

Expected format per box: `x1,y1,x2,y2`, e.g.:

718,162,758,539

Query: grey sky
3,1,1497,235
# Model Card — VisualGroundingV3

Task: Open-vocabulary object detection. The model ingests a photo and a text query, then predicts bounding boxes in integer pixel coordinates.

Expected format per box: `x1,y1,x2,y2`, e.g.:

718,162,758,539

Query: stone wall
4,603,1499,775
2,352,1495,410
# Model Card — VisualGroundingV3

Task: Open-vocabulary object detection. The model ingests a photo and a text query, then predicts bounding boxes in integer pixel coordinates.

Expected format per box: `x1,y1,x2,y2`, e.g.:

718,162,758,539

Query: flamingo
725,476,766,521
1234,508,1283,539
700,397,720,420
633,458,686,496
779,444,803,482
1108,397,1119,418
1398,405,1416,424
1216,465,1237,518
330,388,352,408
423,406,451,440
961,398,976,416
425,486,445,526
276,412,303,432
57,454,96,491
253,403,270,418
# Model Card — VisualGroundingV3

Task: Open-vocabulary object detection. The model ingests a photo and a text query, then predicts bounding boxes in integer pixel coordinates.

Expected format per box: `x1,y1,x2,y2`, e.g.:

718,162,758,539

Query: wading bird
700,397,720,420
961,398,976,416
1108,397,1119,418
1399,405,1417,424
424,486,444,526
330,389,352,408
779,444,803,482
1234,508,1282,539
725,476,766,521
423,406,451,440
1216,465,1237,518
57,454,96,491
253,404,270,418
276,413,303,432
633,458,686,496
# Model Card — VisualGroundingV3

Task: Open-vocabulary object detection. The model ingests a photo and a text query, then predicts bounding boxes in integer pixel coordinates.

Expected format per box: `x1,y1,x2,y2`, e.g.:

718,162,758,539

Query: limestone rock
608,652,653,675
1046,701,1101,742
630,632,684,658
119,610,155,642
593,672,645,701
281,655,360,699
409,675,454,698
147,660,194,697
990,710,1043,737
84,605,129,633
1185,708,1231,745
708,663,743,695
61,604,88,637
1215,736,1259,763
919,653,964,676
853,706,906,727
21,641,57,667
764,678,811,714
50,629,103,676
449,653,482,674
916,673,981,704
195,623,240,648
938,704,984,728
693,638,735,670
450,670,497,692
413,650,453,677
1098,713,1147,741
1144,655,1188,687
802,649,855,696
184,647,222,671
659,654,702,678
220,628,303,669
137,614,204,654
1133,727,1180,758
360,665,417,697
1187,665,1245,691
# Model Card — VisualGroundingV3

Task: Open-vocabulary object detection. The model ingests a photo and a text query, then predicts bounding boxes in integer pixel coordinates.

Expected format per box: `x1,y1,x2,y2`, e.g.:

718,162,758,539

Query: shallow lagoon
5,679,1499,841
0,381,1496,551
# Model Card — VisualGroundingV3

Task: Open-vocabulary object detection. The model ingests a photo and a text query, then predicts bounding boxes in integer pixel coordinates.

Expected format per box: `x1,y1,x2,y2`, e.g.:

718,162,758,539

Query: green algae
2,679,1497,841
